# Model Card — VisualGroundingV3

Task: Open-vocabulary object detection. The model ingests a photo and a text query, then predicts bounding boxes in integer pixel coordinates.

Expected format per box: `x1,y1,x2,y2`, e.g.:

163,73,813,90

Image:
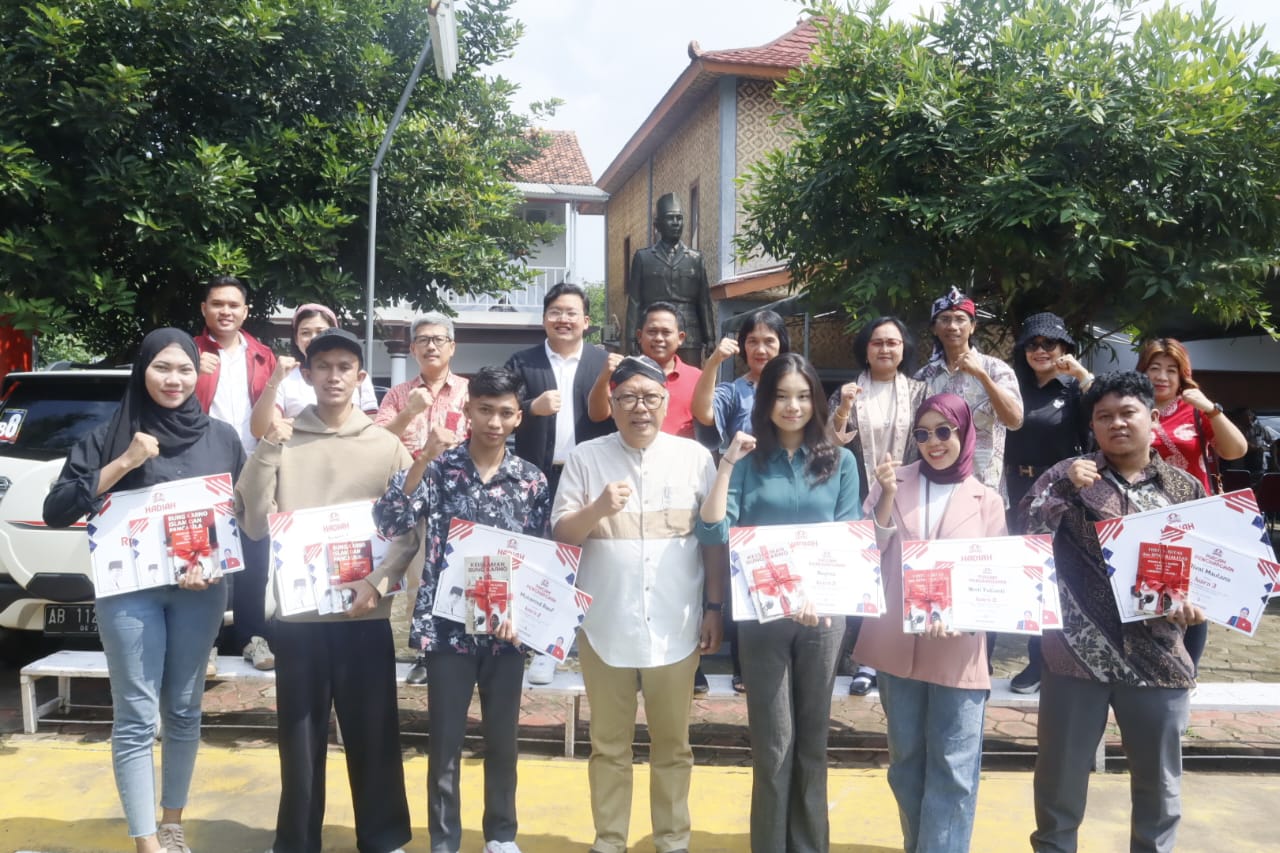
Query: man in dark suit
504,282,615,498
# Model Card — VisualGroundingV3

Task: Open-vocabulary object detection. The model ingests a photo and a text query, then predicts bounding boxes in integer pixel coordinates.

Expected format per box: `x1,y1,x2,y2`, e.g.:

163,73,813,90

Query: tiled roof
690,18,820,70
597,17,821,194
513,130,595,186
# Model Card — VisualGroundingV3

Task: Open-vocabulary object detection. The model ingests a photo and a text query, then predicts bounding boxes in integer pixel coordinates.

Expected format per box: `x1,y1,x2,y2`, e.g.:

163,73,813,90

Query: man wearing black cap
552,355,725,853
236,327,418,853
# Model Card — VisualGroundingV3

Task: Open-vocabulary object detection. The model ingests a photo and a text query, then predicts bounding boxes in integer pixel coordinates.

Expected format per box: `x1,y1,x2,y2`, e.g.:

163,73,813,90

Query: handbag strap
1192,409,1224,494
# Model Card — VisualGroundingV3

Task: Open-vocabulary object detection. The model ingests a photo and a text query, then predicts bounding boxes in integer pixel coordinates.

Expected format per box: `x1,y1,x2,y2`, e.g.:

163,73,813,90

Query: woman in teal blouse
696,352,861,853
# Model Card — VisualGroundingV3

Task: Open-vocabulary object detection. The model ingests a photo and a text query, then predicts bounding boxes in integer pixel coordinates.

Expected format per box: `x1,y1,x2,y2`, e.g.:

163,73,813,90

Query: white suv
0,369,129,641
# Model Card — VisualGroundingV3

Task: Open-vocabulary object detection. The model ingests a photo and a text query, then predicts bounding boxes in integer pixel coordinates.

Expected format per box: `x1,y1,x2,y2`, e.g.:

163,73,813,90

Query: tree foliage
738,0,1280,341
0,0,555,353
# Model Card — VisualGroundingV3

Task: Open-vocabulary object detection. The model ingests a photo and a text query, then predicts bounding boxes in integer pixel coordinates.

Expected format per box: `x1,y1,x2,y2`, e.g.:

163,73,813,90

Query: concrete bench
22,651,1280,766
18,649,587,755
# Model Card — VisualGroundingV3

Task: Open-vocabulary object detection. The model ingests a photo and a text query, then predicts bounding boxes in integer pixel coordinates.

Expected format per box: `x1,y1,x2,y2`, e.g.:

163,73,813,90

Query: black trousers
426,651,525,851
231,532,272,649
272,618,410,853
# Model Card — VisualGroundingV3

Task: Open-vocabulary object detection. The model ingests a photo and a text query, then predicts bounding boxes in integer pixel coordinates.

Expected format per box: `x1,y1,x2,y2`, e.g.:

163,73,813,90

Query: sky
489,0,1280,283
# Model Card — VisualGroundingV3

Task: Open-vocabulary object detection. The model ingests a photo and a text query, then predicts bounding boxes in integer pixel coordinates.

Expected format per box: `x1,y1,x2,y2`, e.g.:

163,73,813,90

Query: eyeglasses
413,335,453,348
546,309,582,321
1025,338,1062,353
868,338,903,349
913,425,955,444
612,392,667,411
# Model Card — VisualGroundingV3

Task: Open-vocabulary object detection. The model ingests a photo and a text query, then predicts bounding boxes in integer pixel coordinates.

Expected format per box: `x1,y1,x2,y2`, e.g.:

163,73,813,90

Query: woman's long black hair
750,352,838,484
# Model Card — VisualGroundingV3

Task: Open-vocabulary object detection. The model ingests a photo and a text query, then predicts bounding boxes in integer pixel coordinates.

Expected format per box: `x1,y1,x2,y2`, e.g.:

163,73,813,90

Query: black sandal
732,674,746,694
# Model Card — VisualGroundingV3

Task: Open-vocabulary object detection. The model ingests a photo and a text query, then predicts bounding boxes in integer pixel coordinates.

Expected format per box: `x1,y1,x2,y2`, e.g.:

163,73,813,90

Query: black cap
610,355,667,387
1016,312,1075,353
305,328,364,368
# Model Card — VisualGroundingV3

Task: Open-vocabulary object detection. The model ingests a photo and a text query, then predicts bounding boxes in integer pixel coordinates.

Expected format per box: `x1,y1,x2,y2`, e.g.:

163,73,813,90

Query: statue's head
654,192,684,242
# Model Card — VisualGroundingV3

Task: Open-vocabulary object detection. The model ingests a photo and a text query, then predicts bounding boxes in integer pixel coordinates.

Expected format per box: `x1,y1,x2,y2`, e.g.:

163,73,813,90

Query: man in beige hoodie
235,328,418,853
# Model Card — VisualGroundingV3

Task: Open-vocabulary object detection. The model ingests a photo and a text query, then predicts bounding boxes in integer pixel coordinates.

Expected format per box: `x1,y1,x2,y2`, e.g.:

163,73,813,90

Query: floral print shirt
373,443,551,655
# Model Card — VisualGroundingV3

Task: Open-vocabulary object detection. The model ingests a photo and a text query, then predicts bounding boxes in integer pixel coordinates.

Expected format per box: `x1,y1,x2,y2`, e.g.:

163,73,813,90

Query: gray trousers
738,617,843,853
425,651,525,853
1031,670,1189,853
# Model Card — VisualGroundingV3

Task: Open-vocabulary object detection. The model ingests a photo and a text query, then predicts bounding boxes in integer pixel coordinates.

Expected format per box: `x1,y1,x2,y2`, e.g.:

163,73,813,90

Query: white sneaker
484,841,523,853
156,822,191,853
243,635,275,671
527,654,557,685
206,647,217,678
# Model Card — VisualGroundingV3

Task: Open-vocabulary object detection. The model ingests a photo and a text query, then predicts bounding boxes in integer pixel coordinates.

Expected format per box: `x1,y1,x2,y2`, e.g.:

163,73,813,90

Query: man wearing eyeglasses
375,311,470,462
503,282,614,497
553,355,725,853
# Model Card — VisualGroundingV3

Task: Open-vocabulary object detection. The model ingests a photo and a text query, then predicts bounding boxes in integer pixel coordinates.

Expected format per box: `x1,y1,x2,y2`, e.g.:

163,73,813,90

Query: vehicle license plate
43,603,98,636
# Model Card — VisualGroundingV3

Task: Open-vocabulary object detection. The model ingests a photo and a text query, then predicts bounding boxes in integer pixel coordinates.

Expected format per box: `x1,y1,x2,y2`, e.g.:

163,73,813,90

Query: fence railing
442,266,568,311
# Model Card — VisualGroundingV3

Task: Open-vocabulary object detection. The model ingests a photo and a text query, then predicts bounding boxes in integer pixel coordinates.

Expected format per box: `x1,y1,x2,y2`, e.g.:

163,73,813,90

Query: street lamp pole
364,0,457,369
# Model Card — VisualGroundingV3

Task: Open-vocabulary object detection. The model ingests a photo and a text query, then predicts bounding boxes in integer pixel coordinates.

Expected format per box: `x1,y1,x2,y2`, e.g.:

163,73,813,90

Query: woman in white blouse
827,317,926,696
250,303,378,439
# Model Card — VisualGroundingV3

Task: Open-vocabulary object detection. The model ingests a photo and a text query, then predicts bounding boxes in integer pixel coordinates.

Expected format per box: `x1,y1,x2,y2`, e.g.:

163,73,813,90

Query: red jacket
194,328,276,413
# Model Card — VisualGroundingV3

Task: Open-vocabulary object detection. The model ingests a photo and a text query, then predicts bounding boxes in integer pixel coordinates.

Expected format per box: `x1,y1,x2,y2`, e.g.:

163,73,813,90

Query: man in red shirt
589,301,703,439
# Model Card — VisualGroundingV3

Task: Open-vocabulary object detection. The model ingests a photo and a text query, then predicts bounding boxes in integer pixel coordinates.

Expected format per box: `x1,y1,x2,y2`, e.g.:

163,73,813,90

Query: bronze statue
626,193,716,365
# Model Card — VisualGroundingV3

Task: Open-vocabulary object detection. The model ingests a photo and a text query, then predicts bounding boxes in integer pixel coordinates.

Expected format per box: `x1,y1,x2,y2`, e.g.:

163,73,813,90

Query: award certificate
1095,490,1275,623
1183,531,1277,637
87,474,243,598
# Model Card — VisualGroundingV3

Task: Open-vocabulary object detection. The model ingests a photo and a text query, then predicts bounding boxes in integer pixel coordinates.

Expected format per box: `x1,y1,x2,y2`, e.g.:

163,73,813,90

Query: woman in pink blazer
854,393,1007,853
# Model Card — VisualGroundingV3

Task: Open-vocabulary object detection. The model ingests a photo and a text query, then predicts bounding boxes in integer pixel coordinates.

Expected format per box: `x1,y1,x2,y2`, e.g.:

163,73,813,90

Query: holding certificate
853,393,1006,853
373,367,550,853
696,353,862,853
1021,371,1207,853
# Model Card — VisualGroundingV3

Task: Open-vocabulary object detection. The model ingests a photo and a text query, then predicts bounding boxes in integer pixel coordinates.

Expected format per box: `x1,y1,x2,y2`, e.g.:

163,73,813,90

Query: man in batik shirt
1020,371,1206,853
914,286,1023,501
373,366,550,853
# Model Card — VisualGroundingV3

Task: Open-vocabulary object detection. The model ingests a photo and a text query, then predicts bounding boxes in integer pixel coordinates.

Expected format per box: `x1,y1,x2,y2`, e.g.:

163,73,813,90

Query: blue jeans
96,582,227,837
878,672,988,853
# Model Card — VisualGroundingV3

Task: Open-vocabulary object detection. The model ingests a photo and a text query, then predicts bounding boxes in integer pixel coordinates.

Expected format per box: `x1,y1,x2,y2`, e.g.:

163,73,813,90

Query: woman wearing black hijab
44,328,244,853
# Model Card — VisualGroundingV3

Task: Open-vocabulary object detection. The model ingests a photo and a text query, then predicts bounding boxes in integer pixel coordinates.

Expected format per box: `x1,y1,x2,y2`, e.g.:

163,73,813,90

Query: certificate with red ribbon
87,473,243,598
433,520,584,653
1094,489,1276,623
267,500,401,617
901,535,1058,635
728,522,884,622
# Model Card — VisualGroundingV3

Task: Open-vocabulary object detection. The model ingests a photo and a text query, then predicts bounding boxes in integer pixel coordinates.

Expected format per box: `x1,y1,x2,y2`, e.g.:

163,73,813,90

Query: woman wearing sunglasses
854,393,1007,853
1003,312,1092,694
696,353,861,853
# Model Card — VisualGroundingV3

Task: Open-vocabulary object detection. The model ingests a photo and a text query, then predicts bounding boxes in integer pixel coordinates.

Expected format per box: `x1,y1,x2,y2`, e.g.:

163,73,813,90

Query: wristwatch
1209,402,1224,417
703,602,723,613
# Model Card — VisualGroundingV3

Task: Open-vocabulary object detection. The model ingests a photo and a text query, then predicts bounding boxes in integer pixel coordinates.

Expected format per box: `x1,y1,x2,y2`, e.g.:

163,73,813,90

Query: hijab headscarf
102,329,211,466
915,393,976,484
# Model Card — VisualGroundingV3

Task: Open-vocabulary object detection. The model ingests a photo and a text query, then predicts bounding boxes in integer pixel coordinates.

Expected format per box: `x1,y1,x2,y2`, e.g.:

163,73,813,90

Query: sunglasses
1025,338,1063,353
913,425,955,444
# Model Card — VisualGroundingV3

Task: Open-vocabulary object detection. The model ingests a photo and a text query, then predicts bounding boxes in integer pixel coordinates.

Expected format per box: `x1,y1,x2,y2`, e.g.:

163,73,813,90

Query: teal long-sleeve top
695,445,863,543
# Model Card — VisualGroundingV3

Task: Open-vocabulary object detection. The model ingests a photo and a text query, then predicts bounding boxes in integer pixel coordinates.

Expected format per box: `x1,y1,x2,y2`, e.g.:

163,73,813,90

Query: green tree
738,0,1280,341
0,0,556,354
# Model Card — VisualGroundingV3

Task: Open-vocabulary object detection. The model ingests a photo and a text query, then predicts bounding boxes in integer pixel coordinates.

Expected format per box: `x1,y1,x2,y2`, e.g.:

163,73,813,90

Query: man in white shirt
552,356,725,853
194,275,278,671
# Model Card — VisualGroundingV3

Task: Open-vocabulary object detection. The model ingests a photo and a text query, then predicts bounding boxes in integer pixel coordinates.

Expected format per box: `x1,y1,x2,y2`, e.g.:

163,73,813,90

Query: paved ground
1,586,1278,850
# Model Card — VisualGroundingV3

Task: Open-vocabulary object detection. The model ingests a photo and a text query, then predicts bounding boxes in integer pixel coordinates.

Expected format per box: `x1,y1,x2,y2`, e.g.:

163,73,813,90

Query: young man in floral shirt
374,366,550,853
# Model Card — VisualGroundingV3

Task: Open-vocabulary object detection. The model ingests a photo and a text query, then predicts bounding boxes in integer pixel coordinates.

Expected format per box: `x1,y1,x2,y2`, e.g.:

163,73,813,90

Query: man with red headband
914,286,1023,502
553,355,725,853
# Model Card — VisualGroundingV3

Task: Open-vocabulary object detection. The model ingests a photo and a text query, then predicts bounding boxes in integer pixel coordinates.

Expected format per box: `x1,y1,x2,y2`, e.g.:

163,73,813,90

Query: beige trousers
578,633,701,853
